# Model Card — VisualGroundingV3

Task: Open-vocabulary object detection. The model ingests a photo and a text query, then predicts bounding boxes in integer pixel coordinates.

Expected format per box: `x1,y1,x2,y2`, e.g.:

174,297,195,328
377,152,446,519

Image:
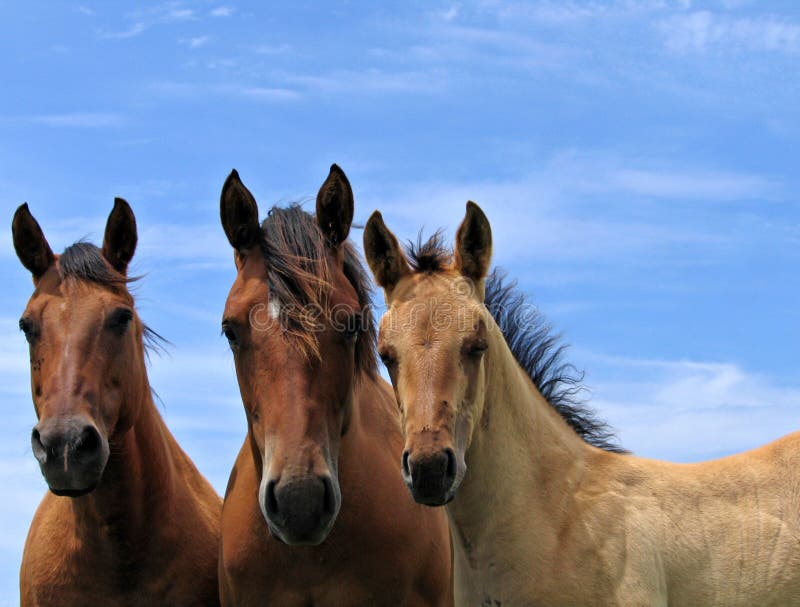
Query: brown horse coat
218,166,453,606
14,201,221,606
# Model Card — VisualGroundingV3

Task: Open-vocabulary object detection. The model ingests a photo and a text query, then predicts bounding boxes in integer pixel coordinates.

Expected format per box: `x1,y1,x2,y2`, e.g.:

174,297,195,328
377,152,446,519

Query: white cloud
150,81,301,102
363,150,773,266
251,43,292,54
100,21,147,39
285,68,446,95
28,112,124,128
184,35,210,48
608,168,775,200
210,6,234,18
659,11,800,54
76,5,95,16
583,352,800,461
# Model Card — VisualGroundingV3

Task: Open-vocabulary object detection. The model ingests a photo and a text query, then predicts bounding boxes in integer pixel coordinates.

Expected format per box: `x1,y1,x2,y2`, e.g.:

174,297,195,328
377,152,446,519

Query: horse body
14,201,221,606
450,325,800,606
220,373,451,606
363,201,800,606
217,166,452,606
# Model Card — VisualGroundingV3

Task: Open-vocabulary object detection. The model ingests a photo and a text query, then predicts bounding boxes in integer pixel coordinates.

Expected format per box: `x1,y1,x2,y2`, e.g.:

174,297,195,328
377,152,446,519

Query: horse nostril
31,427,46,462
75,425,101,456
322,476,336,515
401,450,411,478
444,448,457,482
265,479,279,517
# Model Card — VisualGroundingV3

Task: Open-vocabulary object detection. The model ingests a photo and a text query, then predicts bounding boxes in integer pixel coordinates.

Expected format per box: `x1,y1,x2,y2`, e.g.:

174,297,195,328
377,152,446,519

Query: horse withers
14,200,221,606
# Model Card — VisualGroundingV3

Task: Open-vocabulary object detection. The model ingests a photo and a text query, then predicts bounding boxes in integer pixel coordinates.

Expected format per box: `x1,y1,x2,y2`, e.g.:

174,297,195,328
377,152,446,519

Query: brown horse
217,165,453,606
13,200,221,606
364,202,800,606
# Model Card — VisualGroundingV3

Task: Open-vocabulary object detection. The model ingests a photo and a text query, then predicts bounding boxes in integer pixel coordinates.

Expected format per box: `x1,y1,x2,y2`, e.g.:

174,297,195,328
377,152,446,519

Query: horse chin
266,519,335,547
48,481,99,498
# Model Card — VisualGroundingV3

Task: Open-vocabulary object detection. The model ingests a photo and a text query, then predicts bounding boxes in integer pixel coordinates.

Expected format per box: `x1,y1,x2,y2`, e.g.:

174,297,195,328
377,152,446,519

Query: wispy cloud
365,150,774,266
76,5,95,16
584,352,800,461
183,35,210,48
607,168,776,201
251,43,292,55
99,2,197,40
659,11,800,54
210,6,234,18
100,21,147,39
28,112,124,128
285,68,446,95
150,81,301,102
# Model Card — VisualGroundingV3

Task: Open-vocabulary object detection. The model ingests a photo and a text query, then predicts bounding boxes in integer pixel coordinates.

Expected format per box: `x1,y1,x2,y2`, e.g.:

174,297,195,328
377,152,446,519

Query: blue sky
1,0,799,601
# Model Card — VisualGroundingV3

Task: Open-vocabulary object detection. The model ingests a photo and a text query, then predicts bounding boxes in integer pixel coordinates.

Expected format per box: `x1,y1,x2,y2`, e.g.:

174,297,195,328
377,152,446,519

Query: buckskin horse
217,165,452,606
363,201,800,606
13,200,221,606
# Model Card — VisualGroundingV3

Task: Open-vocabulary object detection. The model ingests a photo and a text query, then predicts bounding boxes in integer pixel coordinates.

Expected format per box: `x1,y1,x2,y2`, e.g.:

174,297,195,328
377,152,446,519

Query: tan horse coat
364,201,800,606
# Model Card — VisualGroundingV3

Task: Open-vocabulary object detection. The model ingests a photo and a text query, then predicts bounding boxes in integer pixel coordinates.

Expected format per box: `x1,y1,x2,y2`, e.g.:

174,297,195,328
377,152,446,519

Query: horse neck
448,323,592,559
71,372,179,543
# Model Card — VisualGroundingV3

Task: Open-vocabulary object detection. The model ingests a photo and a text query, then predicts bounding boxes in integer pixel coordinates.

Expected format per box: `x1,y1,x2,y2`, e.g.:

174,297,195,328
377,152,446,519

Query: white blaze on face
268,299,281,322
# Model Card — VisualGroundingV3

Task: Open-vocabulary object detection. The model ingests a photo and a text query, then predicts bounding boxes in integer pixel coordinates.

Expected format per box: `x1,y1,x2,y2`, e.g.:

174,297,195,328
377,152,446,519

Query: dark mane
407,229,451,273
58,241,168,356
259,205,377,376
59,241,131,288
485,269,625,453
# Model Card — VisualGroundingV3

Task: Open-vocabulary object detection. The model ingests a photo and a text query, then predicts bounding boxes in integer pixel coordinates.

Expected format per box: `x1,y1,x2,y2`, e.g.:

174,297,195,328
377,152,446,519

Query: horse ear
363,211,410,296
12,203,55,280
102,198,138,275
220,169,261,253
454,201,492,284
316,164,354,248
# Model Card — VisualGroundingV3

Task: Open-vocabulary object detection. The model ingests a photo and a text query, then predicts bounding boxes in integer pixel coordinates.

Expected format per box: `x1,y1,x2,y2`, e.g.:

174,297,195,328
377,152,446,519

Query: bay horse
363,201,800,606
218,165,453,606
13,200,222,606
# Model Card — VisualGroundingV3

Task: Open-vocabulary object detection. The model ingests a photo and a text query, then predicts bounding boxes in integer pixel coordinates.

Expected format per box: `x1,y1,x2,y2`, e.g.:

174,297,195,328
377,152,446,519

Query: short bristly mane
59,241,167,356
407,230,451,273
405,235,625,453
258,204,377,376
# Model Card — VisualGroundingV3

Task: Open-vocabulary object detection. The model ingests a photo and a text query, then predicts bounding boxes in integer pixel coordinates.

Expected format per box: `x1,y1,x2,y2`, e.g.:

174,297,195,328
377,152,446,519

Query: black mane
485,270,625,453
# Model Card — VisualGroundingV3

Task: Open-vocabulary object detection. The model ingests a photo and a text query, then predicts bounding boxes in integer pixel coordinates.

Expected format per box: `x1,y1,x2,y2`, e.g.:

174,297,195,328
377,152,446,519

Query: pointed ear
220,169,261,252
454,201,492,283
13,203,55,280
102,198,137,275
316,163,354,248
363,211,410,296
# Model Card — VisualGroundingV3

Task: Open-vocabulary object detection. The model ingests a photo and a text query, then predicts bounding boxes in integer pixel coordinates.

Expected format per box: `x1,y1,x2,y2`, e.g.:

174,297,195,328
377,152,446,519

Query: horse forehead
383,294,483,342
226,268,268,315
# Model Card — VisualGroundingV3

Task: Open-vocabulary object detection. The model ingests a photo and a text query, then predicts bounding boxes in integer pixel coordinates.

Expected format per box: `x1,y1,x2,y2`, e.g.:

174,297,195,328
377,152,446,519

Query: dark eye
19,317,38,344
341,320,360,343
222,322,239,349
379,350,396,366
107,308,134,334
466,340,488,357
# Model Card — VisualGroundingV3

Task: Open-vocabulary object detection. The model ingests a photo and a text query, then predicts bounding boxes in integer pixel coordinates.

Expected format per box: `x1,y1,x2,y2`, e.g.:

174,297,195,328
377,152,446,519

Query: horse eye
108,308,134,334
341,318,361,343
19,317,37,343
222,323,239,348
467,340,488,357
379,350,396,366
